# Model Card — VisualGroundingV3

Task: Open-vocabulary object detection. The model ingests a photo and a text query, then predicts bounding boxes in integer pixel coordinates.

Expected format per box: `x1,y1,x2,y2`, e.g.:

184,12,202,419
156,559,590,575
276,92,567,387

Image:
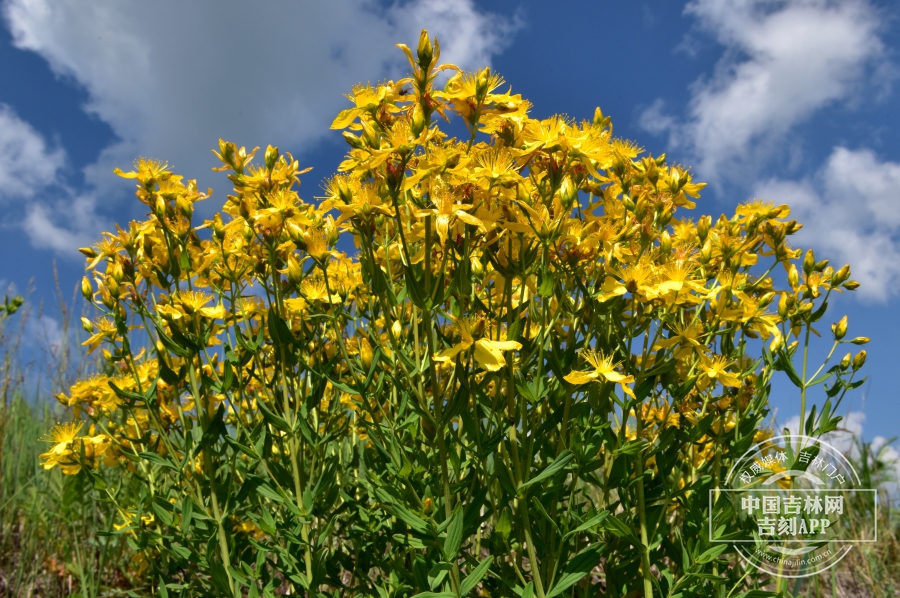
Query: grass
0,276,143,598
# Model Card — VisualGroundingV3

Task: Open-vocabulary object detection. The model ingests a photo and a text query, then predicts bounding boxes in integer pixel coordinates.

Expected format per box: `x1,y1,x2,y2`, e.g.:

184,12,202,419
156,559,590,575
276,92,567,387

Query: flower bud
769,334,784,353
475,67,491,102
286,221,304,244
843,280,860,291
410,103,427,137
264,145,279,171
558,177,577,210
699,239,712,264
849,336,870,345
471,256,484,277
176,195,193,219
81,276,93,301
659,231,672,255
788,264,800,289
697,215,711,243
592,107,610,129
107,276,120,299
777,292,790,317
335,176,353,204
644,157,658,185
803,249,815,275
360,337,374,370
287,255,302,285
78,247,98,260
852,350,867,371
423,496,434,515
831,315,847,341
212,215,226,241
110,261,124,283
342,131,365,150
154,195,167,219
832,264,851,285
416,30,434,71
81,317,94,333
840,352,851,370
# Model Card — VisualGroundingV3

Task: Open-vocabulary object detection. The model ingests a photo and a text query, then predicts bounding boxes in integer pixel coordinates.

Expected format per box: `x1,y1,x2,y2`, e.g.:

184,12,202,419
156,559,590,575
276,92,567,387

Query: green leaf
460,556,493,595
267,307,296,349
139,451,178,472
154,322,194,358
614,439,647,457
696,544,728,564
194,403,227,456
257,483,285,504
256,399,292,433
210,560,234,598
546,542,605,598
563,510,609,540
602,515,639,543
375,489,429,534
443,508,464,561
518,450,573,493
181,496,193,534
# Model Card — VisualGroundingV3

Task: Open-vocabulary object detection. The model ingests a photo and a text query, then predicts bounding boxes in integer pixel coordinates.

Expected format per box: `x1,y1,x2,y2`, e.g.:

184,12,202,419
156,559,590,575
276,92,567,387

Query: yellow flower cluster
38,30,869,597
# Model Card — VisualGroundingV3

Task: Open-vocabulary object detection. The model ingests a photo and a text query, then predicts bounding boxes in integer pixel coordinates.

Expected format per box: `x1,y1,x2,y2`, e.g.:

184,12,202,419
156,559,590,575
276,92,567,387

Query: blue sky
0,0,898,444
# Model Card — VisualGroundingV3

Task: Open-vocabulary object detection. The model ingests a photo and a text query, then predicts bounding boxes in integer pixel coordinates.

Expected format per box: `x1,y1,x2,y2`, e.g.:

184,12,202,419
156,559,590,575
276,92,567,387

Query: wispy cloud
756,147,900,302
641,0,886,184
2,0,521,252
0,103,64,198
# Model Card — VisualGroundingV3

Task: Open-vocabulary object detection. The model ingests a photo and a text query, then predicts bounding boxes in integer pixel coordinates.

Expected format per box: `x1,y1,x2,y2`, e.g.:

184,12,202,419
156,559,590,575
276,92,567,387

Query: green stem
635,407,654,598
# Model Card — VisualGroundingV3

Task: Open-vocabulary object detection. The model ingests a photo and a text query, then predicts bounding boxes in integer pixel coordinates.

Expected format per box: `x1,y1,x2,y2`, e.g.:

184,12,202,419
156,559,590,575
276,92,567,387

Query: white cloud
642,0,886,183
2,0,519,252
0,103,64,198
756,147,900,301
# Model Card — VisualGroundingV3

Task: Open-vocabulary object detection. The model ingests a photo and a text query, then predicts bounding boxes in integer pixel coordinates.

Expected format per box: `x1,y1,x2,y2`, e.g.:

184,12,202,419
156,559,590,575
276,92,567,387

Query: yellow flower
300,280,341,304
698,354,741,388
433,317,521,372
157,291,225,321
39,422,110,475
564,349,636,398
81,316,118,354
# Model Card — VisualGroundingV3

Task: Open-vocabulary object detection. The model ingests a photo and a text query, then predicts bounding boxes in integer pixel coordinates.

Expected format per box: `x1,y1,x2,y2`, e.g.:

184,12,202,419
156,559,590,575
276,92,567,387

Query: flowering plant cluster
43,31,867,598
